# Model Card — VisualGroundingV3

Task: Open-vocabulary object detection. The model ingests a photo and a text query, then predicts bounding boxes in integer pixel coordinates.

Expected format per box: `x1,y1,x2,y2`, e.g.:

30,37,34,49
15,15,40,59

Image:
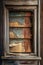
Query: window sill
1,55,41,61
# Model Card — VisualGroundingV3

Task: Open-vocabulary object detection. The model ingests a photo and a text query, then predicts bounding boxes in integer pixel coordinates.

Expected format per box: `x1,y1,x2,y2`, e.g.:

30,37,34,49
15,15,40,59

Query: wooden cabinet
1,0,41,65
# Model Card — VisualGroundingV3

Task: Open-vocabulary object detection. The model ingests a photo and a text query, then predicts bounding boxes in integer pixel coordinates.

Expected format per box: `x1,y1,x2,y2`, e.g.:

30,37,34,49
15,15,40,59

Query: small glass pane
9,11,34,53
9,28,32,38
9,39,32,53
9,12,32,27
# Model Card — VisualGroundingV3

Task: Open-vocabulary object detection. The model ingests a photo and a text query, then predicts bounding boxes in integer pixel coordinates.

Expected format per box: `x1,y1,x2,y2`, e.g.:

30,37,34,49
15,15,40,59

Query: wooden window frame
2,0,41,61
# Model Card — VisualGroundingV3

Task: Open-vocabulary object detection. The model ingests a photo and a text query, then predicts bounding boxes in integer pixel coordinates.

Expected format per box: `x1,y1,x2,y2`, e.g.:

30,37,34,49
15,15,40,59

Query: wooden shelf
9,16,33,18
9,38,32,40
10,38,32,40
1,56,41,61
9,26,32,28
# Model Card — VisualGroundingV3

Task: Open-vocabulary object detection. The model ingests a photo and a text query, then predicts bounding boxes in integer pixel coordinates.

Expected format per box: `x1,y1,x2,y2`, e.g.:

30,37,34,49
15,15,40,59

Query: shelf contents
9,11,32,17
9,43,25,52
9,12,32,27
9,39,31,53
9,21,23,27
9,31,18,38
9,28,32,39
23,40,31,52
9,11,33,53
23,28,32,38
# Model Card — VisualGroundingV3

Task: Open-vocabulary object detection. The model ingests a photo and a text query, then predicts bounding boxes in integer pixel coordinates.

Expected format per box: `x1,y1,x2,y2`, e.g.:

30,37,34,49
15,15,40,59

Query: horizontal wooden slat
1,56,41,61
3,0,38,6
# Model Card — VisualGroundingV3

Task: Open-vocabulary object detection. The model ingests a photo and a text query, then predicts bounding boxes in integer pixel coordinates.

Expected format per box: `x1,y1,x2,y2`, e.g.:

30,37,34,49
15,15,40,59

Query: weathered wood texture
0,0,43,65
40,0,43,65
0,1,4,65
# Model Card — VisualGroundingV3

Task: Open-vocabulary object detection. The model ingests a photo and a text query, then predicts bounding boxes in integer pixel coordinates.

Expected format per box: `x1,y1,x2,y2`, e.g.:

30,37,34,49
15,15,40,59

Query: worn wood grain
40,0,43,65
0,0,43,65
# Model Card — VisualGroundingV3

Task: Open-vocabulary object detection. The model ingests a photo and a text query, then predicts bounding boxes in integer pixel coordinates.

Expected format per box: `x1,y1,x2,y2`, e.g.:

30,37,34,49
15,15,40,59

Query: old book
23,40,32,52
24,12,32,27
23,28,32,38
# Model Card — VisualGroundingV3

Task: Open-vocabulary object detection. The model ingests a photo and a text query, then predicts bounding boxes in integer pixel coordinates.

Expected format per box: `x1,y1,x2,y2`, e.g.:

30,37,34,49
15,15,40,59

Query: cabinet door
4,6,38,56
9,11,34,53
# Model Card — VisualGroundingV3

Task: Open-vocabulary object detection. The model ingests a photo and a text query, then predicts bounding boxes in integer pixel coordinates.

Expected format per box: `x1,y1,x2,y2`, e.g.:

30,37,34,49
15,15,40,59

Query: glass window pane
9,11,34,53
9,12,32,27
9,39,32,53
9,28,32,38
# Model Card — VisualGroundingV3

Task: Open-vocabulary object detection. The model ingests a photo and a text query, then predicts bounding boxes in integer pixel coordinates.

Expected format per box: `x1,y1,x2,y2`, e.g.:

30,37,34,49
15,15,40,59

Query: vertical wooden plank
40,0,43,65
0,0,4,65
